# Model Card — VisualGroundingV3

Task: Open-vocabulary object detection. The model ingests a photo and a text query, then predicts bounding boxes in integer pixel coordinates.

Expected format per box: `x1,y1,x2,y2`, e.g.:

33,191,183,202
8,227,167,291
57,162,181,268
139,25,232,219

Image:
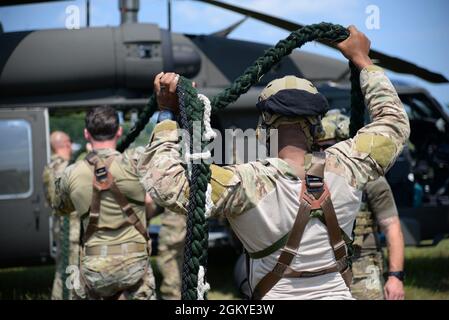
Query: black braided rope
117,95,158,153
59,22,366,300
209,23,353,111
349,62,365,137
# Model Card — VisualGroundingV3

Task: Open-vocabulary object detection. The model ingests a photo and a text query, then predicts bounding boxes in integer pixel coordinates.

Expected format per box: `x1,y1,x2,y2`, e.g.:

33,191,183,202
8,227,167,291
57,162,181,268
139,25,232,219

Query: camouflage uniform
157,210,186,300
54,148,156,300
43,154,80,300
351,176,399,300
138,65,410,299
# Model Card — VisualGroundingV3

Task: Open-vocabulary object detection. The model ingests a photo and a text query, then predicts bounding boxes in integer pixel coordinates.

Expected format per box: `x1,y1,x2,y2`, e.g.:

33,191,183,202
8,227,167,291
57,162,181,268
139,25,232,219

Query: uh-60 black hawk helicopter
0,0,448,266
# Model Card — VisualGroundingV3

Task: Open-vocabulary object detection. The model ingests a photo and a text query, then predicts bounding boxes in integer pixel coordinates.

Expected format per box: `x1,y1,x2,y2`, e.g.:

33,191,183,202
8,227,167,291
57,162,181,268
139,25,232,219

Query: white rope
204,183,214,218
198,94,217,141
183,94,216,177
185,150,212,162
182,93,216,211
196,265,210,300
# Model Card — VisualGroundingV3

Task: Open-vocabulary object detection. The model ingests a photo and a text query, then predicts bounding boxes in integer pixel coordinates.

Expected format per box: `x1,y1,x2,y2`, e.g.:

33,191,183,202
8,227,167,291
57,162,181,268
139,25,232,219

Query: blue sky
1,0,448,107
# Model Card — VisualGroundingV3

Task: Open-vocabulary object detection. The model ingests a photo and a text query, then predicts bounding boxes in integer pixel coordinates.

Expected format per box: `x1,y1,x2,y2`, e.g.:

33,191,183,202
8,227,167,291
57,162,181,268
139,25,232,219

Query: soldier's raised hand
154,72,180,113
337,25,373,70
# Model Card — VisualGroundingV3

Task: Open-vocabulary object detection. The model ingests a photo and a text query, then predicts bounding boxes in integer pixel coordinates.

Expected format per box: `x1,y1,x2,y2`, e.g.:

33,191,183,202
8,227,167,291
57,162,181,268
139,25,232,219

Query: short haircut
85,106,119,141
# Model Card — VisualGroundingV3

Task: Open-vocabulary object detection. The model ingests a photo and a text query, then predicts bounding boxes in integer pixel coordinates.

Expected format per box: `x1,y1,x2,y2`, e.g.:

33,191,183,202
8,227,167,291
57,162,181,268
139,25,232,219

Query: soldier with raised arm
138,26,410,299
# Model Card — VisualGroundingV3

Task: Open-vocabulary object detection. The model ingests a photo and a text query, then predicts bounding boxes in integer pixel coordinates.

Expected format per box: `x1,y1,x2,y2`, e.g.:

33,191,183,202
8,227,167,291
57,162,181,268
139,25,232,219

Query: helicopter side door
0,108,51,266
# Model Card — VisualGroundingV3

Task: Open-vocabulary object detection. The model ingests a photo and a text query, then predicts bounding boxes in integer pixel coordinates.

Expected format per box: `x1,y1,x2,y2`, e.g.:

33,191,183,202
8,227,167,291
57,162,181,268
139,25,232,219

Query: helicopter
0,0,448,266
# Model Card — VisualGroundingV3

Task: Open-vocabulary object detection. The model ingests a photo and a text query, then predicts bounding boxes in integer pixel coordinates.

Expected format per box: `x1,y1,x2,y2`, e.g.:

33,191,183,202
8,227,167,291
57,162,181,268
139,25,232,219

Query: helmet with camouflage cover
319,109,350,145
256,75,329,148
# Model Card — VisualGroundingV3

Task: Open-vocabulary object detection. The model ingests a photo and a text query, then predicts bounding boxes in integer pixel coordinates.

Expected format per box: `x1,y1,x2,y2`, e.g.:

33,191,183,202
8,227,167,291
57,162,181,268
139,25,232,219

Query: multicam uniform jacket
138,65,410,299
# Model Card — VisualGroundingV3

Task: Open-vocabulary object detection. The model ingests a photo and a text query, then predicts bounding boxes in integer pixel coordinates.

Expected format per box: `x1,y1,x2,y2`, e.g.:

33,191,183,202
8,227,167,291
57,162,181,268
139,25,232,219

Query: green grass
1,240,448,300
402,239,449,300
0,247,240,300
0,265,54,300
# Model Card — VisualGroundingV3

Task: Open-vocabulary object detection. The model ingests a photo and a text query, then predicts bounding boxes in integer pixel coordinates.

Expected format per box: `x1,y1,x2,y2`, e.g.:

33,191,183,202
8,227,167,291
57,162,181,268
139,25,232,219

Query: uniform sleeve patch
153,120,178,134
355,133,396,169
210,165,236,204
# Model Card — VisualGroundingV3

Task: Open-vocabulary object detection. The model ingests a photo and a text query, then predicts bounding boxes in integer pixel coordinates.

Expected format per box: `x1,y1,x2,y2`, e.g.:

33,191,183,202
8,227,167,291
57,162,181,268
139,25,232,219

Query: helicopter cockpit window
0,120,33,199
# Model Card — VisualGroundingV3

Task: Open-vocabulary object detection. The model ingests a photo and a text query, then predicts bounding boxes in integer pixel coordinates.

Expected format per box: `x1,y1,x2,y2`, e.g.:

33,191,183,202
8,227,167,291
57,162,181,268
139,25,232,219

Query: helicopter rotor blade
210,16,248,37
196,0,448,83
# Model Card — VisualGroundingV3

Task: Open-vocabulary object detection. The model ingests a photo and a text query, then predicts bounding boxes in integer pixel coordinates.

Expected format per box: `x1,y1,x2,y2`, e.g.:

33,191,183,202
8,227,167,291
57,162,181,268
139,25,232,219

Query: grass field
1,239,448,300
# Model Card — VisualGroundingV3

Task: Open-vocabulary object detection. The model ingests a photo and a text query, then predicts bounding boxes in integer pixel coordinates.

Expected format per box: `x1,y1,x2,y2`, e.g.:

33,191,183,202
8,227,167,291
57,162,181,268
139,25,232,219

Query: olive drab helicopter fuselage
0,0,448,266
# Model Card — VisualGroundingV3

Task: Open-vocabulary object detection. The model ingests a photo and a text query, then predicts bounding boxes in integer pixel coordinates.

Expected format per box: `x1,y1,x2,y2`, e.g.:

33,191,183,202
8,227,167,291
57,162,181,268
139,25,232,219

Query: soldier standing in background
43,131,80,300
54,106,156,300
319,110,405,300
352,177,405,300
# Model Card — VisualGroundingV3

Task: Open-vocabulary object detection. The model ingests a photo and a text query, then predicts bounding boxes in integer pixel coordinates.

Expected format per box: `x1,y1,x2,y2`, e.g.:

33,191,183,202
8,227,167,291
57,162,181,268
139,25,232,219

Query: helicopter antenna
86,0,90,27
119,0,139,24
168,0,172,31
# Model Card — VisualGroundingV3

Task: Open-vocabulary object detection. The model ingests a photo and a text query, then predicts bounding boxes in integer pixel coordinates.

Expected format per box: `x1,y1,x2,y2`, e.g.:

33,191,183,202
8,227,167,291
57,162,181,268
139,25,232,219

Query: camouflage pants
157,211,186,300
350,252,385,300
76,251,156,300
69,212,80,267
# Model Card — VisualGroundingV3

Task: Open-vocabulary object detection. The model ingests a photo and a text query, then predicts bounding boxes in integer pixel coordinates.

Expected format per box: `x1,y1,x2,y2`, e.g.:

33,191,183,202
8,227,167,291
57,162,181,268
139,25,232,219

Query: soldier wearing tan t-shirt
54,106,156,300
43,131,77,300
351,177,405,300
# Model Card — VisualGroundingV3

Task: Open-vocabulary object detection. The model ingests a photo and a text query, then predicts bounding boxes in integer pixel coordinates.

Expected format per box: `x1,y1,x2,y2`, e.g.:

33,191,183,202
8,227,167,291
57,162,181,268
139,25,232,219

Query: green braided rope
177,78,211,300
60,215,70,299
349,62,365,137
117,95,158,152
210,23,352,111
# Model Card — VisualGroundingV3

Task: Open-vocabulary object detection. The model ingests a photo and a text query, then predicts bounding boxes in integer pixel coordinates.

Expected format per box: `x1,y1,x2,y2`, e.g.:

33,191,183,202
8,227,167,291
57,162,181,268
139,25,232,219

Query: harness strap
283,264,339,278
83,153,113,243
83,151,149,244
322,195,347,261
252,185,311,300
109,181,149,241
252,151,351,300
